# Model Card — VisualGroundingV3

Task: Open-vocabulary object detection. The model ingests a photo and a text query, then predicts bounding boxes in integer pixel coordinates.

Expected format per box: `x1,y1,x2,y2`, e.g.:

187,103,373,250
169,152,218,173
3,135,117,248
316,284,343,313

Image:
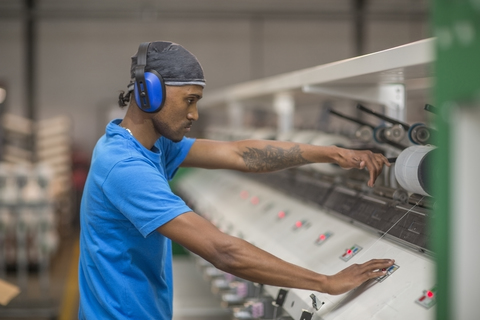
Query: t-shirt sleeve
158,136,195,180
102,158,192,238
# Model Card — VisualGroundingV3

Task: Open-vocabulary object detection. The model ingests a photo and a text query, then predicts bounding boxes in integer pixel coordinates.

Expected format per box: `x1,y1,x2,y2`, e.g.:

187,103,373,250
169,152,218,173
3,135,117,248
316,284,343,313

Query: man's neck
119,116,160,150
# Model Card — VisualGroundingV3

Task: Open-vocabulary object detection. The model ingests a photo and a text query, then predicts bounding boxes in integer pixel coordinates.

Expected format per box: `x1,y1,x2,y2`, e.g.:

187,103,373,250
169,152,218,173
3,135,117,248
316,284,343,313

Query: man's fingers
362,259,395,272
365,269,388,280
366,154,389,187
367,162,378,186
358,160,366,169
349,151,391,187
328,259,395,295
359,259,395,281
383,156,392,167
367,162,379,187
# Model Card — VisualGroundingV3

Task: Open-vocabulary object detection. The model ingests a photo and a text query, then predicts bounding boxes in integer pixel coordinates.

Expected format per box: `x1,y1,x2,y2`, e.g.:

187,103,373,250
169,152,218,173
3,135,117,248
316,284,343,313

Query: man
78,41,394,319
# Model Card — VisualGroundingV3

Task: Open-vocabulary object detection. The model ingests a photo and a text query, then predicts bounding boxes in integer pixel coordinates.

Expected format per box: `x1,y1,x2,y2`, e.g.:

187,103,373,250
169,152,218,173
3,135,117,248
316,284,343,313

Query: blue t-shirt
78,119,195,320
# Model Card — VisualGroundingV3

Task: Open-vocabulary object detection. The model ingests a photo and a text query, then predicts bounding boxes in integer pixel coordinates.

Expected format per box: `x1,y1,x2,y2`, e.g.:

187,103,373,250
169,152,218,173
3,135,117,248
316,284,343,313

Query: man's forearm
241,144,311,172
211,233,393,296
238,141,336,173
213,234,327,292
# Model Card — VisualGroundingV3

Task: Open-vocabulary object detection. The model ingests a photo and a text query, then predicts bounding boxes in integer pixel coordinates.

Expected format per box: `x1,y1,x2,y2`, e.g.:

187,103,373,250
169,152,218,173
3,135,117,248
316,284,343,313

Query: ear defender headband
133,42,166,113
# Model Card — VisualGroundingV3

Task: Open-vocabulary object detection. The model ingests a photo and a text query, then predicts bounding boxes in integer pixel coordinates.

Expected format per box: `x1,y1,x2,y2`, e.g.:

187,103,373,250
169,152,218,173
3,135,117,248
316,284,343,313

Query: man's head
119,41,205,111
130,41,206,88
119,41,204,144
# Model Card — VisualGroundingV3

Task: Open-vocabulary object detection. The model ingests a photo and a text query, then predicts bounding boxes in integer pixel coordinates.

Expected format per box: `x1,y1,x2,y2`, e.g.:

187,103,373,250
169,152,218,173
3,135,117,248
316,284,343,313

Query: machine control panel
292,219,311,230
242,169,432,253
250,196,260,205
277,210,288,220
415,287,437,309
376,264,400,282
176,169,436,319
314,231,333,245
340,244,362,261
240,189,261,205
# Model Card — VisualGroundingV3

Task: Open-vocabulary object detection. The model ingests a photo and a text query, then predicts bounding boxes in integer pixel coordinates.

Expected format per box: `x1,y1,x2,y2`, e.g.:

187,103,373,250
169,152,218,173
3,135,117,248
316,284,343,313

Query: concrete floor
0,233,230,320
172,255,231,320
0,230,78,320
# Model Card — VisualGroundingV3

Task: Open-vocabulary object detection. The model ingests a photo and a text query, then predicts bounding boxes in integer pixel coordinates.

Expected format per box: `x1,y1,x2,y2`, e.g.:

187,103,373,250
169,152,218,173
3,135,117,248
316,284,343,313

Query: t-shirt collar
108,119,161,161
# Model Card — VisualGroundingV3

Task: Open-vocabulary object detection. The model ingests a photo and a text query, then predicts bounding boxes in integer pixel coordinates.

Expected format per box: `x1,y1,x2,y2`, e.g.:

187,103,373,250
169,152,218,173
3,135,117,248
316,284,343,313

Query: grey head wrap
130,41,205,87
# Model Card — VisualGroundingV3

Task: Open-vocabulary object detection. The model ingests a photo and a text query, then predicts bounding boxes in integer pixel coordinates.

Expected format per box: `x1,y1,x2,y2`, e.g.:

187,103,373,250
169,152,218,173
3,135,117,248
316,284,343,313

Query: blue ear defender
134,69,166,113
133,42,166,113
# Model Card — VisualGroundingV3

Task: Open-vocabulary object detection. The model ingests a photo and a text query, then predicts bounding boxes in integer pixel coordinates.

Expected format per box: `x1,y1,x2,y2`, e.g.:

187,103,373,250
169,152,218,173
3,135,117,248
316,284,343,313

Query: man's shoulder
91,136,148,175
157,136,195,153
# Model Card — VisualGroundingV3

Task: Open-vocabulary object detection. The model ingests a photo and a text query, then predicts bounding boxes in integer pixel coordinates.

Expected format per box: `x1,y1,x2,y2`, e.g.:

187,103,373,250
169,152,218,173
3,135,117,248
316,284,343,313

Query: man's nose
187,105,199,121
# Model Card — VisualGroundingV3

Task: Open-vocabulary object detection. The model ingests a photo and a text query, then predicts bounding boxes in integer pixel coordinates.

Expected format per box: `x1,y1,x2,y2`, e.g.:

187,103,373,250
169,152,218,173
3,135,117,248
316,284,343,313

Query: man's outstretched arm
158,211,394,295
181,139,390,187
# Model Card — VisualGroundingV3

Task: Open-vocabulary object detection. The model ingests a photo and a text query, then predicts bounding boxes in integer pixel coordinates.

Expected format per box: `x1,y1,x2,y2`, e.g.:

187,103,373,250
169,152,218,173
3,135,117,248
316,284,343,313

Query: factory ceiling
0,0,428,21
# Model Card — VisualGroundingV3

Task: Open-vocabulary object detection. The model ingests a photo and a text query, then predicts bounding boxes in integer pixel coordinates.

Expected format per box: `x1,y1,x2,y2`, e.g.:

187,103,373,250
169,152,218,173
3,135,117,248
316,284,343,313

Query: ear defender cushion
134,70,166,113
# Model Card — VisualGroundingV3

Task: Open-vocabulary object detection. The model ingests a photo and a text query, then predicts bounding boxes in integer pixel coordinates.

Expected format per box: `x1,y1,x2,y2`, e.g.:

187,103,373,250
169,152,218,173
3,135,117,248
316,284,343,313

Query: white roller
395,145,436,196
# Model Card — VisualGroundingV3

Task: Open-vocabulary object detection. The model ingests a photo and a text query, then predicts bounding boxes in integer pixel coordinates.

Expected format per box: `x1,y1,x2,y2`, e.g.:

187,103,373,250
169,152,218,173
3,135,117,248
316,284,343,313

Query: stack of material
1,113,33,164
35,116,73,235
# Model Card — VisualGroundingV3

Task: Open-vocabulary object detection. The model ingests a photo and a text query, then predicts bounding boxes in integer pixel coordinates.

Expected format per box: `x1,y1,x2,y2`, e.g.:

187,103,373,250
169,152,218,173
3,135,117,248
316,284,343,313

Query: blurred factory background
0,1,478,320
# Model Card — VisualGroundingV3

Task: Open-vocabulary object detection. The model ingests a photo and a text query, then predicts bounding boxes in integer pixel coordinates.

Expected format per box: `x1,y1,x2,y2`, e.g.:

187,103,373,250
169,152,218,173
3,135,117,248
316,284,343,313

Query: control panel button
315,231,333,245
339,244,362,261
415,287,437,309
277,210,287,219
310,293,325,311
376,264,399,282
292,219,311,230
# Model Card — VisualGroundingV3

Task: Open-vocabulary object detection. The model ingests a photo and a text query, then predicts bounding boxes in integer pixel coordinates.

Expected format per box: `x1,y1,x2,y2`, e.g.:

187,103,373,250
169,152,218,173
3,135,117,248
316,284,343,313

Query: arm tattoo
241,144,311,172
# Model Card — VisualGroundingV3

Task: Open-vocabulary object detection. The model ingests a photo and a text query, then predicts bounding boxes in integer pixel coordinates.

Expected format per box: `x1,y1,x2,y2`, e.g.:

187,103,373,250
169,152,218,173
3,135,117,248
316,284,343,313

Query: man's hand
334,148,391,187
323,259,395,295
